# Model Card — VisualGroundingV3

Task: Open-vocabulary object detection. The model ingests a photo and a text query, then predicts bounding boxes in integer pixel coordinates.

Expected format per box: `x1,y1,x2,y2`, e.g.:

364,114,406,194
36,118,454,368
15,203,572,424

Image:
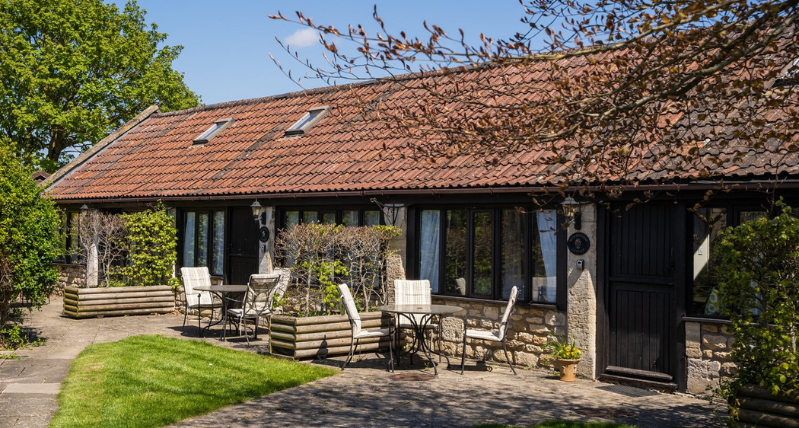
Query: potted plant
63,203,179,318
546,335,582,382
270,223,401,359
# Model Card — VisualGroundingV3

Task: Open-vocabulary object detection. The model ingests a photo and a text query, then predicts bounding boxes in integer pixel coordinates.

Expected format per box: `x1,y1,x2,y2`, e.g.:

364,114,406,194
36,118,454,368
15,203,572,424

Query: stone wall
55,264,86,293
566,204,598,379
685,320,736,395
431,296,566,369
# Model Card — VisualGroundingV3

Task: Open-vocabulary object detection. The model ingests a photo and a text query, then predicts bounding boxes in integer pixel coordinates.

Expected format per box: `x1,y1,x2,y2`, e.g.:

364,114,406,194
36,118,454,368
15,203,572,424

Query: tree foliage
275,224,401,315
715,204,799,418
71,211,127,287
116,203,178,288
0,146,60,326
0,0,200,172
271,1,799,195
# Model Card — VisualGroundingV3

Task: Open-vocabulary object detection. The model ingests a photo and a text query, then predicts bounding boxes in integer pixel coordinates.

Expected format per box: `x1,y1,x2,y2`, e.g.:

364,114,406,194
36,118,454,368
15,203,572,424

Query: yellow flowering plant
546,335,582,360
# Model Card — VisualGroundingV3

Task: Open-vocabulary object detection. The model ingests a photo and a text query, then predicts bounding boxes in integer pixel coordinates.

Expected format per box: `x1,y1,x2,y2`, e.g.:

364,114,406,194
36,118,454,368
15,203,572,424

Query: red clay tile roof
45,61,799,202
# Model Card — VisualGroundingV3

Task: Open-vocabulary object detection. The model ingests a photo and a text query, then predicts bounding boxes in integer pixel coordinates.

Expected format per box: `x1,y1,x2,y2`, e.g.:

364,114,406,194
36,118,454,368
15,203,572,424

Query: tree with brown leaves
271,1,799,199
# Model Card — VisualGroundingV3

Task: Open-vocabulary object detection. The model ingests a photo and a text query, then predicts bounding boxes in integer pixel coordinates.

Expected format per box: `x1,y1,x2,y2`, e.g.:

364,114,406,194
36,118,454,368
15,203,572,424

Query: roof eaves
44,105,160,191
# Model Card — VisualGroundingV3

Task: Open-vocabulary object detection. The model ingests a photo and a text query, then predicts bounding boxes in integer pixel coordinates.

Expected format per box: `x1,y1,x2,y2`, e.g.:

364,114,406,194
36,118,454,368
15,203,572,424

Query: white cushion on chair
354,328,391,339
465,329,501,342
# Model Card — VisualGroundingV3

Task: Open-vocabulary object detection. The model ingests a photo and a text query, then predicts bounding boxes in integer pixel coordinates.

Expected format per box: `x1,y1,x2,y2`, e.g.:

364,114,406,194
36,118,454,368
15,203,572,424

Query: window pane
692,208,727,315
419,210,441,293
322,212,336,224
197,213,209,267
444,209,467,295
183,212,196,267
532,210,557,303
501,209,525,300
363,210,381,226
342,210,359,226
303,211,318,224
740,211,766,224
212,211,225,276
472,212,493,297
285,211,300,227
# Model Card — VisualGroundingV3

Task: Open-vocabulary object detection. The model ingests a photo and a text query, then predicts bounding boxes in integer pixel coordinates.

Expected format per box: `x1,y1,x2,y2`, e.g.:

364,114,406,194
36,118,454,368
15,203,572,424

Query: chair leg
460,332,468,375
502,340,517,375
182,308,188,332
387,328,395,372
437,321,443,363
342,337,356,370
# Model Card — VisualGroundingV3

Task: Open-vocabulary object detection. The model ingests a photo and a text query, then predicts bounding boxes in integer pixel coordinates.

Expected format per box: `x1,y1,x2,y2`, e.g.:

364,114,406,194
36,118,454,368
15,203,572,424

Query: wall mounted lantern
250,200,266,225
561,196,587,230
370,198,404,227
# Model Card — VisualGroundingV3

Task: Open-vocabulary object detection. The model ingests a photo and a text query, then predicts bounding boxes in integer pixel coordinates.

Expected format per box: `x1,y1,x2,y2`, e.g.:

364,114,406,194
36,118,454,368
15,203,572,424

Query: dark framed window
181,210,225,276
415,206,562,304
690,204,768,317
280,208,383,228
56,211,82,264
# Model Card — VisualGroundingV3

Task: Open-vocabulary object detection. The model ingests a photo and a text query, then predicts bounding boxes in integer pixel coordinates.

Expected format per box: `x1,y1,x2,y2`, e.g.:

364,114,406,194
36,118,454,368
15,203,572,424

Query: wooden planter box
270,312,393,359
735,385,799,428
63,285,175,319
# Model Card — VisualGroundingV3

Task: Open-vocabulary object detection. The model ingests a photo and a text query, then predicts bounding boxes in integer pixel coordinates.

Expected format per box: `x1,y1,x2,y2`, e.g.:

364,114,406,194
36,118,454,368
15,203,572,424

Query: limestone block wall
430,296,566,369
55,264,86,293
685,321,736,395
566,204,598,379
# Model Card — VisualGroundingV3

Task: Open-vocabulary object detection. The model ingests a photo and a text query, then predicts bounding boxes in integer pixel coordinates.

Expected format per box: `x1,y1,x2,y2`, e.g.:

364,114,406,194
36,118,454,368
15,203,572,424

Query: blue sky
116,1,530,105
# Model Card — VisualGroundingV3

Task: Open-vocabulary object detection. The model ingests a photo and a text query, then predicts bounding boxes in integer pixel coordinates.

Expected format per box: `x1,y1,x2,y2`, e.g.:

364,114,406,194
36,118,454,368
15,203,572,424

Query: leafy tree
0,146,60,326
714,203,799,419
0,0,200,171
271,1,799,196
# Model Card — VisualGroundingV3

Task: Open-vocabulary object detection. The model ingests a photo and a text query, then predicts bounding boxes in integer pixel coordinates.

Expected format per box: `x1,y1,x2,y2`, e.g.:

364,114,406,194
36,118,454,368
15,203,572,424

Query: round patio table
378,304,462,376
194,284,248,340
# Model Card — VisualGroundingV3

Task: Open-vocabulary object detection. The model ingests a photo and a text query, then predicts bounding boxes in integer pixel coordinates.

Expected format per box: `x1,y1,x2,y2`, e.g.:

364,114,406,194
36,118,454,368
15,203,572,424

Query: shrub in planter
714,202,799,424
114,202,179,289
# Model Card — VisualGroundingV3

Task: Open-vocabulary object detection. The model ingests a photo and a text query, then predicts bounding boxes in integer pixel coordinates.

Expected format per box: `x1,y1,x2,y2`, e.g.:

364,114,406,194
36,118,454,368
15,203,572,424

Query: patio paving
0,295,726,428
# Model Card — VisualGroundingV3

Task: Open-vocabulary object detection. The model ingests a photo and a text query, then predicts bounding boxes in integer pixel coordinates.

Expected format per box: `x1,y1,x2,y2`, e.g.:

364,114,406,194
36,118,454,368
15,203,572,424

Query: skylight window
193,118,234,144
775,58,799,87
285,106,330,136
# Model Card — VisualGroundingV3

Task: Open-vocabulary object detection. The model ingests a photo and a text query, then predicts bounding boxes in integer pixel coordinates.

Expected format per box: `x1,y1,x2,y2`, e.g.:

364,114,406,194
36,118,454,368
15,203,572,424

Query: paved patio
0,296,726,428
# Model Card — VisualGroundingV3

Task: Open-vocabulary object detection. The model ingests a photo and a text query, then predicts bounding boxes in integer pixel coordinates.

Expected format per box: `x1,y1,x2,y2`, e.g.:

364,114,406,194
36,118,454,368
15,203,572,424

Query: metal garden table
194,284,248,340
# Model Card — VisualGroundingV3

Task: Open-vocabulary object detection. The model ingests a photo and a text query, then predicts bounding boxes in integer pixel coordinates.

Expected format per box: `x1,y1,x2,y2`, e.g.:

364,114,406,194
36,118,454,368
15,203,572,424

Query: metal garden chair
460,285,519,375
339,283,394,371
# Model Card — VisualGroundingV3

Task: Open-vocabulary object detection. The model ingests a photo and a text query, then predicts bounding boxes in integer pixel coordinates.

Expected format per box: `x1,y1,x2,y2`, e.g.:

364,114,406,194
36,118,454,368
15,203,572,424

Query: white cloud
285,28,319,48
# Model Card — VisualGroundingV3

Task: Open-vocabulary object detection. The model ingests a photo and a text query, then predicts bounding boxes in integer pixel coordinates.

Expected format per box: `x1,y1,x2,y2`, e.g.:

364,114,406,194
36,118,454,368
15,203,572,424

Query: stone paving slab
2,383,60,394
1,295,727,428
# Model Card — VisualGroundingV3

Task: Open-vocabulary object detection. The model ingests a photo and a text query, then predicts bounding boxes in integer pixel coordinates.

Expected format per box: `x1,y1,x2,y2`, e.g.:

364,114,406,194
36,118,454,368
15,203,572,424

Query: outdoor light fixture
80,204,89,211
250,200,262,222
370,198,403,227
561,196,584,230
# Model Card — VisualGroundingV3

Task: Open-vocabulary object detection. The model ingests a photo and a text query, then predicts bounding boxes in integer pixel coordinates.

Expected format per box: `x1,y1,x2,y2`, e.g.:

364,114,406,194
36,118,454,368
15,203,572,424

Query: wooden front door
227,207,259,285
604,203,684,386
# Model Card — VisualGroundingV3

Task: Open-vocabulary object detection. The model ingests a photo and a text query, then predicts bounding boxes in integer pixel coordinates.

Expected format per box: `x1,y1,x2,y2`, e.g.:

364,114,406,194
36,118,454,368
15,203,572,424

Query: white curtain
419,210,441,292
537,210,557,303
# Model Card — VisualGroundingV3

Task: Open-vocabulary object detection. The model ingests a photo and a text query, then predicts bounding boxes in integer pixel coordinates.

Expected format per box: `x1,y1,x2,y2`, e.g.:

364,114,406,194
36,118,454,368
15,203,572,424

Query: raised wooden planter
63,285,174,319
735,385,799,428
270,312,393,359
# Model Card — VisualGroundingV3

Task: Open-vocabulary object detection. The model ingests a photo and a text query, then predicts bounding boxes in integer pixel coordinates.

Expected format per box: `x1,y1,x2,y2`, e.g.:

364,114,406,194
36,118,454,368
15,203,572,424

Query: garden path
0,296,725,428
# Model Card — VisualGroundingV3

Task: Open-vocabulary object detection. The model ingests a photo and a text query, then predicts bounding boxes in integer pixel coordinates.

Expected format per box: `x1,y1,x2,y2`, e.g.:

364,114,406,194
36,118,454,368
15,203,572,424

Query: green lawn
50,335,337,428
473,421,635,428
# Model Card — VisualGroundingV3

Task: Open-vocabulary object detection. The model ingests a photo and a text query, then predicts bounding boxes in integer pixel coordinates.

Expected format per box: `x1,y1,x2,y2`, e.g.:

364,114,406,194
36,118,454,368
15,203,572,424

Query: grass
50,335,337,428
473,422,635,428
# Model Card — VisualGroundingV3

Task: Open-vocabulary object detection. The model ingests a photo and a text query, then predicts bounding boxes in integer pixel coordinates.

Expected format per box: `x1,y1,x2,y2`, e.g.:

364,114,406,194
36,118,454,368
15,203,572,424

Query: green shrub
714,202,799,418
114,202,179,288
0,146,60,326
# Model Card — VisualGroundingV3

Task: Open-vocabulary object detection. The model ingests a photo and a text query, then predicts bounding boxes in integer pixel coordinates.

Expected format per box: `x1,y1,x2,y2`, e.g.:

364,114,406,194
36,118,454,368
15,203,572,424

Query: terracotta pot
556,358,580,382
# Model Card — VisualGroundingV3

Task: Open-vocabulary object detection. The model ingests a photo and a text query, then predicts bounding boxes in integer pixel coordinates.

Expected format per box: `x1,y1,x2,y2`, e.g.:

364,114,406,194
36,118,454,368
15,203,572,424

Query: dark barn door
604,203,683,386
227,207,259,285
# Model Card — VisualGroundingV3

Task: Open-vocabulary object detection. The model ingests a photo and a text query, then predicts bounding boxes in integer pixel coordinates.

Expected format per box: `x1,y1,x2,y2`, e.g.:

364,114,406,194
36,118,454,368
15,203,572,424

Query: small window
775,58,799,87
284,106,330,136
193,118,234,144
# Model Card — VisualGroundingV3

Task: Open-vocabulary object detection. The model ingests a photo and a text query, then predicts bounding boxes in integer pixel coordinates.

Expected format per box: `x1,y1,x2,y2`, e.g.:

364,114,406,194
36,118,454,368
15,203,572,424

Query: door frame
596,202,687,391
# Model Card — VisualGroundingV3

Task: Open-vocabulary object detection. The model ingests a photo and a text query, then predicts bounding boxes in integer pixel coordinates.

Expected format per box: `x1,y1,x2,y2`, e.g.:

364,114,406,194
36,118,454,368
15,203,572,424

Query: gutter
49,179,799,205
